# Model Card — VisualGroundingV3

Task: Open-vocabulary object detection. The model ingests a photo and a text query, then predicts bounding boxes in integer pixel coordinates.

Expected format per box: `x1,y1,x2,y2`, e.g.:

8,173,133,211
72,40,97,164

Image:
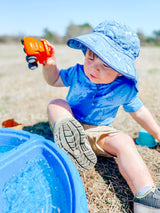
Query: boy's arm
42,42,64,87
129,106,160,142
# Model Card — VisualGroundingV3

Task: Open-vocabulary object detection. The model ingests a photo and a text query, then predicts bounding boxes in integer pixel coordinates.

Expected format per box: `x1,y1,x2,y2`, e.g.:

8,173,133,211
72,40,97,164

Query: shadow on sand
95,156,134,212
23,121,53,141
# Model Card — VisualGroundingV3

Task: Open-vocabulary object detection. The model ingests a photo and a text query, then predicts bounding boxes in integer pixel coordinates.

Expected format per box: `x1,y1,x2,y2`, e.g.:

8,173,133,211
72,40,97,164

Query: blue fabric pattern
60,64,143,126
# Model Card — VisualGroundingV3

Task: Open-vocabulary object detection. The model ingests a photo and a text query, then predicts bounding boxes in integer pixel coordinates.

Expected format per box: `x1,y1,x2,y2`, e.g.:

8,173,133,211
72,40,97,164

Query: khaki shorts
81,123,120,158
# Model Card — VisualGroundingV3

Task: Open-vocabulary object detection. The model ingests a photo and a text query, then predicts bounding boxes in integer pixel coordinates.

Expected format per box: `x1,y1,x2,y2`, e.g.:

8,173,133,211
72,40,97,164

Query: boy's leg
47,99,73,129
47,99,97,171
97,133,160,211
97,133,154,194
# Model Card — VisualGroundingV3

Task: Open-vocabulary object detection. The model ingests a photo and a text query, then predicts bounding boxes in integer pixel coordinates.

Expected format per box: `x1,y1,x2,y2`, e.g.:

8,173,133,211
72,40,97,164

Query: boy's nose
94,64,100,73
91,61,100,72
95,67,100,72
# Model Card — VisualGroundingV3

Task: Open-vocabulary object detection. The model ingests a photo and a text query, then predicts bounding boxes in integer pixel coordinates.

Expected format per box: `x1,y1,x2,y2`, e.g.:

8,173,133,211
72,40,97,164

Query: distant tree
43,28,54,40
65,22,93,40
137,31,146,45
153,30,160,37
144,30,160,46
145,36,155,45
153,30,160,45
42,28,64,43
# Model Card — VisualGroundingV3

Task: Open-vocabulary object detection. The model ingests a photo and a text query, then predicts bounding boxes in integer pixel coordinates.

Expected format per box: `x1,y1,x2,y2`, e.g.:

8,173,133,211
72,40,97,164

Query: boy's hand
42,41,56,67
130,106,160,144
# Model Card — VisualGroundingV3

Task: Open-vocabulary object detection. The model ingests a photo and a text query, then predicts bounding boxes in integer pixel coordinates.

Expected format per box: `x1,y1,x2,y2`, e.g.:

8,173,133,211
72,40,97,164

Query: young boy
42,20,160,212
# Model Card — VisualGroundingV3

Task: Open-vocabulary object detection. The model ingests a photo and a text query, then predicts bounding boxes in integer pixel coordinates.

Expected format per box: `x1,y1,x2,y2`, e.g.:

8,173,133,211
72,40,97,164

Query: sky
1,0,160,37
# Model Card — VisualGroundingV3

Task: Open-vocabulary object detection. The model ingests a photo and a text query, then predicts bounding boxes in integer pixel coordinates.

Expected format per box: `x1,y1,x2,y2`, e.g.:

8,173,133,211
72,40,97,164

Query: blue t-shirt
60,64,143,126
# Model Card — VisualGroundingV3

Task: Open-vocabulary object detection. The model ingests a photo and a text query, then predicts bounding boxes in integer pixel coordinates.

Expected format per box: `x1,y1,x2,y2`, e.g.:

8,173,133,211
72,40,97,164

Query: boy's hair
67,20,140,84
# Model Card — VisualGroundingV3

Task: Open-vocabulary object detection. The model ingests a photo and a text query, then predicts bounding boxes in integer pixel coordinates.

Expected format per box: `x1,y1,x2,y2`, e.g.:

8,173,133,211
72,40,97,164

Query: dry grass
0,42,160,212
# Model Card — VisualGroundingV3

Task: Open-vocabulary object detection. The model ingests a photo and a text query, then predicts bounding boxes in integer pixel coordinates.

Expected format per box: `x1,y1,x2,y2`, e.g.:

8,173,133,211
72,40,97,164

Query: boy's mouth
90,74,97,79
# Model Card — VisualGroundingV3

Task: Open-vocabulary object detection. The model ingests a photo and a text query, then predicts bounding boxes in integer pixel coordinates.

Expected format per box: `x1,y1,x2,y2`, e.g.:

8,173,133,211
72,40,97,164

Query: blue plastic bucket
136,129,158,148
0,128,88,213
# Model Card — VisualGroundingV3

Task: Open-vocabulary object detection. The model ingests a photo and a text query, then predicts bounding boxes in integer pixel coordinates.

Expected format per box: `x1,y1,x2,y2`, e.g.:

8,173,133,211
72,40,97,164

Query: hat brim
67,32,138,83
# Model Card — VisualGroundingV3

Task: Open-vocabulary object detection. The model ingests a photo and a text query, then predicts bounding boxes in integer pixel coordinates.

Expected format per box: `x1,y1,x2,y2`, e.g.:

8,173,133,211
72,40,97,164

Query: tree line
0,23,160,46
38,23,160,46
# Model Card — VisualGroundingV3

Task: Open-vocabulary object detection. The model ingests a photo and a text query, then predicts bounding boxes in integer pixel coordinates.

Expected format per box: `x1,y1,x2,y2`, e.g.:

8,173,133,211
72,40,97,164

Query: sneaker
134,187,160,213
53,116,97,171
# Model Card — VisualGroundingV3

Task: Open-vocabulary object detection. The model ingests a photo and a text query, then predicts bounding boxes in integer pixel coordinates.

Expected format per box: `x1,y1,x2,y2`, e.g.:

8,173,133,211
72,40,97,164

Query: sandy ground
0,42,160,212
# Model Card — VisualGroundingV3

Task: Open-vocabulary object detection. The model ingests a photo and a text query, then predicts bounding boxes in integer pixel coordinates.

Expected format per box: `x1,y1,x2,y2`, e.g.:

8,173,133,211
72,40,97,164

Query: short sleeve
60,65,76,87
123,94,143,112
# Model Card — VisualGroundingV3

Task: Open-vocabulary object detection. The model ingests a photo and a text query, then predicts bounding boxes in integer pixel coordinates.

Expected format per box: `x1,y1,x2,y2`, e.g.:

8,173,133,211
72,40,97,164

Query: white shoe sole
134,202,160,213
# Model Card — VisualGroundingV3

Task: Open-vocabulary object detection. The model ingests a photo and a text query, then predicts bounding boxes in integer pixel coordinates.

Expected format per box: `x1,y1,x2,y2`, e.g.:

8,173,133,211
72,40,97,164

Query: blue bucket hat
67,20,140,84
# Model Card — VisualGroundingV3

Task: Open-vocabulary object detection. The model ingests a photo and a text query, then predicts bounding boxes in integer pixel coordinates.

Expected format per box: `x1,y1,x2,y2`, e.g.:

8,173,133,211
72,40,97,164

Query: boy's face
84,49,121,84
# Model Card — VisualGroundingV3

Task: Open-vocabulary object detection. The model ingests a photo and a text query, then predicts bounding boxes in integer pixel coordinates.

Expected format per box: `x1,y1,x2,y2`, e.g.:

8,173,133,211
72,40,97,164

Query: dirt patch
0,43,160,212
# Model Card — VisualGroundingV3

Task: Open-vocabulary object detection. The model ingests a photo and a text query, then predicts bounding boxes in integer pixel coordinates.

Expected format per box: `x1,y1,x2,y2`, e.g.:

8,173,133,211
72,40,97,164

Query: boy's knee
99,133,135,156
48,99,67,106
47,99,59,113
48,99,70,110
115,133,136,153
47,99,73,118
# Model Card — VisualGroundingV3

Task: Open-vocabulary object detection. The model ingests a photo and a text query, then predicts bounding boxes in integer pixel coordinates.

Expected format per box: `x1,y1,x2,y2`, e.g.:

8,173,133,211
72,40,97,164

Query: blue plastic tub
0,128,88,213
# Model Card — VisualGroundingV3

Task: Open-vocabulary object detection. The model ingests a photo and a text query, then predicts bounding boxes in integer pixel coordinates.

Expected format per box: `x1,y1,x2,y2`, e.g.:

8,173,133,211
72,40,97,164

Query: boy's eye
103,64,109,68
87,54,94,60
88,57,93,60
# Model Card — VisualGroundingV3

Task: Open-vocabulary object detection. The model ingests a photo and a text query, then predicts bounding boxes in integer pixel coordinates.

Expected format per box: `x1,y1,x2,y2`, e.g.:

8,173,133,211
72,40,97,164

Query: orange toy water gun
21,37,52,70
